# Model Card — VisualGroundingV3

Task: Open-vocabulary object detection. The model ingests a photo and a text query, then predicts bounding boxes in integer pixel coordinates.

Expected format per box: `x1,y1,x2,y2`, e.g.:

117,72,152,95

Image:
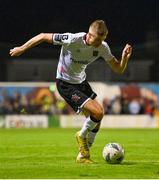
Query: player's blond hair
89,20,108,38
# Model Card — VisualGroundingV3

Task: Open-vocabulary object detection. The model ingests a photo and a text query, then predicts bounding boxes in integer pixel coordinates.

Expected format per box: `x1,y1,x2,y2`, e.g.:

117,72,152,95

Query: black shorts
56,79,97,113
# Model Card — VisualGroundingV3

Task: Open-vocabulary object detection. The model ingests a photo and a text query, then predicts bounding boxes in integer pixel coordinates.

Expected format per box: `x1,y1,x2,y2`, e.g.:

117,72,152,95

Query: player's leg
82,107,101,147
76,99,104,163
56,79,103,163
79,99,104,138
87,121,101,147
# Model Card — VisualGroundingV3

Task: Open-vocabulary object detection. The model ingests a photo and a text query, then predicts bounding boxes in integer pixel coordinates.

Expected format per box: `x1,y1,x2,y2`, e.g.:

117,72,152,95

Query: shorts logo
71,94,80,102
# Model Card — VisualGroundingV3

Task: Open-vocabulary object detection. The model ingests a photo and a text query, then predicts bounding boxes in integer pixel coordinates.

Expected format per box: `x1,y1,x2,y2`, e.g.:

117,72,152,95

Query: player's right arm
9,33,53,56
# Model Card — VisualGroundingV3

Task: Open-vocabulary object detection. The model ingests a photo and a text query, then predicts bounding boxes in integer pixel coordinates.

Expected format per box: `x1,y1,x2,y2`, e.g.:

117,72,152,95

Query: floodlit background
1,0,159,81
1,1,159,179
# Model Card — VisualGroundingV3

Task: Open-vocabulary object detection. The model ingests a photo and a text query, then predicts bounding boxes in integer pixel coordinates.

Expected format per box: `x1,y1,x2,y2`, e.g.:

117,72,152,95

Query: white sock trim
79,116,98,138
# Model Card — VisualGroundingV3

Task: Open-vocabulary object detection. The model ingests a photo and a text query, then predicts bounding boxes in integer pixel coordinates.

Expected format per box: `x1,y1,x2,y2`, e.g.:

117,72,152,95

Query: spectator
128,99,141,114
110,96,122,114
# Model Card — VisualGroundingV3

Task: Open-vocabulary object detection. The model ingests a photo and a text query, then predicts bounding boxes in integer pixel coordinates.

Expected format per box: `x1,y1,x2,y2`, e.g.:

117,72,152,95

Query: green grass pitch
0,128,159,179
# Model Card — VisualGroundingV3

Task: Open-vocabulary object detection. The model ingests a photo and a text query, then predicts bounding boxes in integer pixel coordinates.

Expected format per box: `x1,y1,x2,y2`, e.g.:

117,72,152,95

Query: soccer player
10,20,132,163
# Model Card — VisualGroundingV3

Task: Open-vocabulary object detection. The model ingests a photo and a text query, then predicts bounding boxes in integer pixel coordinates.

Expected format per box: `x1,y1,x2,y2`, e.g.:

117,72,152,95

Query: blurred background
0,0,159,128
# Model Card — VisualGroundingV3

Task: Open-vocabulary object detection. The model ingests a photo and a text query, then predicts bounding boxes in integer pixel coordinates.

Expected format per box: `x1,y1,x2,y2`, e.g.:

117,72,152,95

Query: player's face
86,31,106,47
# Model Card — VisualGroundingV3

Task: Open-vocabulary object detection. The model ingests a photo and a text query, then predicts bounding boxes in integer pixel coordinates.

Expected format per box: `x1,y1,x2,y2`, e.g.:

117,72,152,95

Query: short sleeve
52,33,74,45
101,42,114,62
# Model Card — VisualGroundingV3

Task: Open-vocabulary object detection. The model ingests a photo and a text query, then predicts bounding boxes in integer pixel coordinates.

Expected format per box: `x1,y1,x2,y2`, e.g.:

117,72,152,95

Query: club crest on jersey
71,94,81,102
93,51,99,56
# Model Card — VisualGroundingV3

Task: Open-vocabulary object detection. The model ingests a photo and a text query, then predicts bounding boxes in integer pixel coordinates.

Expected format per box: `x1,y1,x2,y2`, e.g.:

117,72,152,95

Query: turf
0,128,159,179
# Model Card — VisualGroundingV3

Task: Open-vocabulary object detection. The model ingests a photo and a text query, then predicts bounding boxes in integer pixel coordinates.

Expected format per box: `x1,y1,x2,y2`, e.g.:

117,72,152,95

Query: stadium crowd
0,87,158,116
103,95,157,116
0,88,74,115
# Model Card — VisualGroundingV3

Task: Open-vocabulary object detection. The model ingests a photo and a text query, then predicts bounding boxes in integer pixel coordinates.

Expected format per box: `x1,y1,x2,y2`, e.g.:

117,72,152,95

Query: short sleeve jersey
53,32,114,84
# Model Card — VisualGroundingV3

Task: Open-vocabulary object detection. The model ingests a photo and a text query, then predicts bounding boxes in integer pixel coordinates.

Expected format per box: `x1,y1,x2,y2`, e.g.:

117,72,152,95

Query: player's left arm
107,44,132,74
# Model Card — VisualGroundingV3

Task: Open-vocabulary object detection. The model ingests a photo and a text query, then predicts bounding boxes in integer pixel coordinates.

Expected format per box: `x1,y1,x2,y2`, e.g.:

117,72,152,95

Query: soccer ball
102,142,125,164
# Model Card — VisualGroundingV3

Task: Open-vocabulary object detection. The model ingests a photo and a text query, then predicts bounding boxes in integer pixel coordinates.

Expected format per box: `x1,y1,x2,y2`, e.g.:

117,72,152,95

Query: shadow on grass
122,162,136,165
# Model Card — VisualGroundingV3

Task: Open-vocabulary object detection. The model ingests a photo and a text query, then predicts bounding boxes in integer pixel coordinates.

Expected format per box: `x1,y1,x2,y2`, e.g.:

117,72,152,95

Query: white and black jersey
53,32,114,84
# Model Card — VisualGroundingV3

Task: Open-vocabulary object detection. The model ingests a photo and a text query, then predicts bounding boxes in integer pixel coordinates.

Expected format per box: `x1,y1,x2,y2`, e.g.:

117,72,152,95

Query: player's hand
9,47,25,57
122,44,132,61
